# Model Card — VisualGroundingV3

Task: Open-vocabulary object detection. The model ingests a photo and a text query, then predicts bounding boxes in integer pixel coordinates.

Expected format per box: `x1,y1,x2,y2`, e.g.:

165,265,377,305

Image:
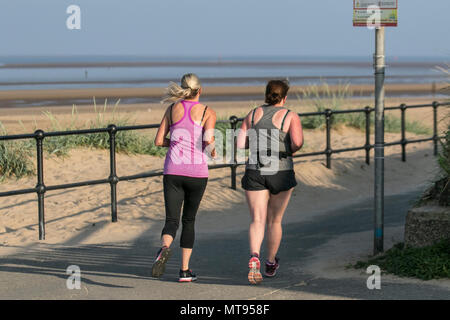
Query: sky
0,0,449,58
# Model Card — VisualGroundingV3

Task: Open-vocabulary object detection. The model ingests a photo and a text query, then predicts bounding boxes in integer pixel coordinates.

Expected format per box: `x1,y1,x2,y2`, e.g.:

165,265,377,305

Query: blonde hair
162,73,202,103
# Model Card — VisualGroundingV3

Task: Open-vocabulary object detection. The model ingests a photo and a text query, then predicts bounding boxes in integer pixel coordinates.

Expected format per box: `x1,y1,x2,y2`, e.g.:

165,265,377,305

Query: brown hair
265,80,290,105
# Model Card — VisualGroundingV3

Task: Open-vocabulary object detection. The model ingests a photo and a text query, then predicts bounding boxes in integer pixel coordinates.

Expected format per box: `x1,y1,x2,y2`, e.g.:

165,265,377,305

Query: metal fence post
325,109,332,169
432,101,439,156
365,106,371,165
229,116,238,190
400,104,407,162
108,124,119,222
35,130,46,240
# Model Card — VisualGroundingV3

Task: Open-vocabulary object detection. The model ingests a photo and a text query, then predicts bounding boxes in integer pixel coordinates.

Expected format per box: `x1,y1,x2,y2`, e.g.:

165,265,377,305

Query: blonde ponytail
162,73,201,103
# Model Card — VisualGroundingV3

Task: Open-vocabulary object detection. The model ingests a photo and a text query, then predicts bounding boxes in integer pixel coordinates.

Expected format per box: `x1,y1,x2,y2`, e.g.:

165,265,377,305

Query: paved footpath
0,189,449,300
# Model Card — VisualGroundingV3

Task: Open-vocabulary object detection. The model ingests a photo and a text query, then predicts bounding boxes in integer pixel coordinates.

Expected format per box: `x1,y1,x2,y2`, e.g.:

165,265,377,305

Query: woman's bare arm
288,112,304,153
154,107,171,147
237,111,252,150
203,108,217,158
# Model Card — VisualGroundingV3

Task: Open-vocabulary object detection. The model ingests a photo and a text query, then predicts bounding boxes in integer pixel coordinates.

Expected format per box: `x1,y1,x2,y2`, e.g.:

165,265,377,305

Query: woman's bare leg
266,188,293,263
181,248,192,271
246,190,270,256
161,234,174,248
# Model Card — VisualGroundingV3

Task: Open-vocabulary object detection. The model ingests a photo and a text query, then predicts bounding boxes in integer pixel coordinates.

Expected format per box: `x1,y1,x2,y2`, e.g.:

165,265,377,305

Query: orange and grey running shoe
248,253,263,285
151,246,172,278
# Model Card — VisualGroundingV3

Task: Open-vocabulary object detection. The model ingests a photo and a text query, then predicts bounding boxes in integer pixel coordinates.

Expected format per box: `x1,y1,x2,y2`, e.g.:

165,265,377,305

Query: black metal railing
0,101,448,240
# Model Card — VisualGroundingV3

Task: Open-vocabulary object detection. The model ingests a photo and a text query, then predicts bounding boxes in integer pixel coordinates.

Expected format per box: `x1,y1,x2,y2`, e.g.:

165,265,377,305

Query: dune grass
40,99,167,158
0,99,167,180
0,123,34,181
298,82,433,135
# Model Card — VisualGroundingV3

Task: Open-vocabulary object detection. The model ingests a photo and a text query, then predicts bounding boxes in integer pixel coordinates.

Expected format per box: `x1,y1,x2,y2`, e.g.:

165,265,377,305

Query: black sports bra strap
281,109,290,131
169,103,174,125
251,108,256,127
201,105,208,124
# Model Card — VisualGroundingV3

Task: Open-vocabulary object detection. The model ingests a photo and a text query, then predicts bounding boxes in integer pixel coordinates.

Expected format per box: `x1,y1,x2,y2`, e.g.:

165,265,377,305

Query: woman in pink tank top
163,99,210,178
152,74,217,282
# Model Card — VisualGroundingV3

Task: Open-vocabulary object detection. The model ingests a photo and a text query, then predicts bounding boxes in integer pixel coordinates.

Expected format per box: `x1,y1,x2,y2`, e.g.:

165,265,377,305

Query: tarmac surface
0,189,449,300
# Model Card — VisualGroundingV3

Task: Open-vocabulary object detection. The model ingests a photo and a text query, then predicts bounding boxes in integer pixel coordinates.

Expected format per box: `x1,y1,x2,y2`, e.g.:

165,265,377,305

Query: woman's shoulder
283,109,299,121
166,100,182,109
196,102,213,112
250,105,265,115
285,110,301,131
244,105,263,123
196,103,216,120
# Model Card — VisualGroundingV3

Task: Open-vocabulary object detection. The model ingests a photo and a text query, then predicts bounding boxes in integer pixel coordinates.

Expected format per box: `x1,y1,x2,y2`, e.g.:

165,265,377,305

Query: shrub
353,240,450,280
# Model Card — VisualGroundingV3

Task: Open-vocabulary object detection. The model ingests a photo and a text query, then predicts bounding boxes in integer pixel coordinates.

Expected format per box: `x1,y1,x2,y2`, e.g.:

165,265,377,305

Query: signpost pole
354,0,396,256
374,26,385,255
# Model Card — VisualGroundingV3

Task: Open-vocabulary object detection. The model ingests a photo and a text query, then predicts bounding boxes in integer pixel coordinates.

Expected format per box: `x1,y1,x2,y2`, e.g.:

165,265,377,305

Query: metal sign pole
374,26,385,255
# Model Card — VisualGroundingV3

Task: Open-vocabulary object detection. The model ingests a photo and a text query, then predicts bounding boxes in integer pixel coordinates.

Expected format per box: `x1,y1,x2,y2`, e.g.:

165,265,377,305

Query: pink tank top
163,100,209,178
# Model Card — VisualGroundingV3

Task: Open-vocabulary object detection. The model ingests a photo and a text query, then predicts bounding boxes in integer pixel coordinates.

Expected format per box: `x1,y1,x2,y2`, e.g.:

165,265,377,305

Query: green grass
0,99,168,181
298,82,433,135
353,240,450,280
0,123,34,181
38,99,167,158
300,81,354,113
302,111,432,135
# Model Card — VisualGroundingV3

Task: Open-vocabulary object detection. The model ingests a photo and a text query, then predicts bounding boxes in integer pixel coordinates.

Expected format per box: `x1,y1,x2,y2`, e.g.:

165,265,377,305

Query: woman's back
251,105,291,132
163,100,209,178
246,105,293,172
170,101,209,126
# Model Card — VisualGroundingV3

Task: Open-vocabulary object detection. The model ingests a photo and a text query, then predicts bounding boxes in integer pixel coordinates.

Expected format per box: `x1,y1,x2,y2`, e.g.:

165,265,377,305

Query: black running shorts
241,169,297,195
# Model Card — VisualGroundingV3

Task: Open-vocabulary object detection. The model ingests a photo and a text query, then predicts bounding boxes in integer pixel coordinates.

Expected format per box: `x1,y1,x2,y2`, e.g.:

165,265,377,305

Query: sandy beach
0,83,447,104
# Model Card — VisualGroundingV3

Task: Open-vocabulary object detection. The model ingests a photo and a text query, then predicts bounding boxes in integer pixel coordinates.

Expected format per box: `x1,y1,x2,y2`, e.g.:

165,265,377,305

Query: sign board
353,0,398,27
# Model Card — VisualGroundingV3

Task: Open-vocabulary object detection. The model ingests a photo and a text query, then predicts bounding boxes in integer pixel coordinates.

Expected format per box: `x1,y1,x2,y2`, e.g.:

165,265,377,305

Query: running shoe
179,269,197,282
264,257,280,277
151,246,172,278
248,253,263,284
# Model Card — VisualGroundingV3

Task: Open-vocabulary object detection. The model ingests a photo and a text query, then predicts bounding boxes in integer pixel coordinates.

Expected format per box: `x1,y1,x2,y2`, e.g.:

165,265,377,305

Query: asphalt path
0,189,449,300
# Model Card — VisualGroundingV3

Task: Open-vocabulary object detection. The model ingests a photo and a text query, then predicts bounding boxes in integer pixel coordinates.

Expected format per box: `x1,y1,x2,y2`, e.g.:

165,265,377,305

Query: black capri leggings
162,174,208,249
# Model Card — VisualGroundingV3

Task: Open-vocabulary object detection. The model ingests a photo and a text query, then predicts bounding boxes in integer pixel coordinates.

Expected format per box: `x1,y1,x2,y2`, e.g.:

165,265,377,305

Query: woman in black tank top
237,80,304,284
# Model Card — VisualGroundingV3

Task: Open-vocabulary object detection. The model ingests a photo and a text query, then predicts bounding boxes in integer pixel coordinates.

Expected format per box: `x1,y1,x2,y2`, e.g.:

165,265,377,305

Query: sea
0,55,447,91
